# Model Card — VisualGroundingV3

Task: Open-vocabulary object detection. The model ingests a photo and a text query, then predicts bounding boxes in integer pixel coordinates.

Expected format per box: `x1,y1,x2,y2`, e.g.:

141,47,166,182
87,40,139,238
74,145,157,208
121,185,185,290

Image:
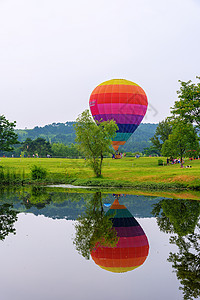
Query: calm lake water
0,187,199,300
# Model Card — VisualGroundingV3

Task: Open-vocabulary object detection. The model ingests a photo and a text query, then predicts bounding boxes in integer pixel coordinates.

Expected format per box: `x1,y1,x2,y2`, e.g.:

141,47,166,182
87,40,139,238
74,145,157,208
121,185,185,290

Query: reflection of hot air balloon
89,79,148,152
91,199,149,273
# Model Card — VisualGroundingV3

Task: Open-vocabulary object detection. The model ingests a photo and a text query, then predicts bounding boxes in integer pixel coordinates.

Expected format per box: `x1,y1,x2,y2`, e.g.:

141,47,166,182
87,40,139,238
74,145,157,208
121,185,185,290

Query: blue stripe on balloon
113,132,132,141
117,124,138,133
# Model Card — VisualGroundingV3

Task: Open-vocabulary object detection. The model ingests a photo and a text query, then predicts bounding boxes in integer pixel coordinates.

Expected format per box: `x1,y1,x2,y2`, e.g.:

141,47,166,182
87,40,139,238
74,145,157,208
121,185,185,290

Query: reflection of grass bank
44,187,200,201
0,157,199,191
0,184,200,202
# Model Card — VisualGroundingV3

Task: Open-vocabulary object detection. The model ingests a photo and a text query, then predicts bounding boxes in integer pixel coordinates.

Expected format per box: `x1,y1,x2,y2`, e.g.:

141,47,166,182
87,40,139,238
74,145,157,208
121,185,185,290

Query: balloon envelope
89,79,148,151
91,199,149,273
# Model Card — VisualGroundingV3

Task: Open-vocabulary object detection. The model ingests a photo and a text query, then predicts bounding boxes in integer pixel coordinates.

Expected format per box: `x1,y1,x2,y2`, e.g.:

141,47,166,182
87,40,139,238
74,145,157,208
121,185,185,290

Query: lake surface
0,187,199,300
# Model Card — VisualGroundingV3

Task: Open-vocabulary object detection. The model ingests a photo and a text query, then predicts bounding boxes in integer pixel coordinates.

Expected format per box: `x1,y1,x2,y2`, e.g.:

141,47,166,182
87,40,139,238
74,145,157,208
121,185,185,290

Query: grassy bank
0,156,199,192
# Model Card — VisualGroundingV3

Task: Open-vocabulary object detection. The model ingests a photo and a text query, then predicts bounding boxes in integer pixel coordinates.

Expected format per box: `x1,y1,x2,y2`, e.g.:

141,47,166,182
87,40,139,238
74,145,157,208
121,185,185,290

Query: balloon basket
115,154,122,159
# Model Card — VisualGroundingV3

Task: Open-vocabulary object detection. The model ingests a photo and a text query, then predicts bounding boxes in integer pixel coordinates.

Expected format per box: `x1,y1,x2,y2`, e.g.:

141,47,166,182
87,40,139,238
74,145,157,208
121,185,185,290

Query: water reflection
73,192,119,260
0,203,18,241
152,198,200,300
0,187,160,219
1,186,200,298
19,186,52,209
74,193,149,273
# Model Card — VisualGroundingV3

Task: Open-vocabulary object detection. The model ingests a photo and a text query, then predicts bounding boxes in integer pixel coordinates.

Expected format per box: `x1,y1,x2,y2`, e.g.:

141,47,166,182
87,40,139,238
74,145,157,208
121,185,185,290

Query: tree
142,145,160,156
161,121,200,165
0,115,19,152
21,137,52,157
51,142,81,158
74,110,118,177
171,77,200,130
150,119,172,152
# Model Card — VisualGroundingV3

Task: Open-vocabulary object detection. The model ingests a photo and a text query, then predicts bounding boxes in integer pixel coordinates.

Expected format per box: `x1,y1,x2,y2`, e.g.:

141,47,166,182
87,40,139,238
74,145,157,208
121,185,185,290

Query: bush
0,166,4,180
158,159,163,166
31,165,47,180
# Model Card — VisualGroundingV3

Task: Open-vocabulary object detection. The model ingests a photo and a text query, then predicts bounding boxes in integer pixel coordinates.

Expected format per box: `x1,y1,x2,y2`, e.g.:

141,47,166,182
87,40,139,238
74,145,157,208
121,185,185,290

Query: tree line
1,138,82,158
0,118,157,158
15,122,157,153
0,118,81,158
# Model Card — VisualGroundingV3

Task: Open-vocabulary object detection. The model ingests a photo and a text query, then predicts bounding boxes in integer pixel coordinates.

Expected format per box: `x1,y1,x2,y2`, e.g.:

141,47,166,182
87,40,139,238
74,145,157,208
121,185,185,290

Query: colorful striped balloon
89,79,148,151
91,199,149,273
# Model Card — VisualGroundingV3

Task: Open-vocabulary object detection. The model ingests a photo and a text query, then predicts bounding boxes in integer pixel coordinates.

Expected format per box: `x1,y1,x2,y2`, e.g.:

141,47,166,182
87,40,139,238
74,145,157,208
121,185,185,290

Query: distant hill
16,122,158,152
120,123,157,152
16,122,76,145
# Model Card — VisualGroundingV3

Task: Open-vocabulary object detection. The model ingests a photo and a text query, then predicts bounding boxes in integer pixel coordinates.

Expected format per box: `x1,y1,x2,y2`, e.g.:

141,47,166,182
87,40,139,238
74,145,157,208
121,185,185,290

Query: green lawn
0,156,199,189
102,157,200,186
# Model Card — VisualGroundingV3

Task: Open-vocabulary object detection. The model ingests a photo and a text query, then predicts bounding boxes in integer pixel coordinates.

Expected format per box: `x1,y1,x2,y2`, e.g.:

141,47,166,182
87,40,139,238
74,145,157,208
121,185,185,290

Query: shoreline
0,181,200,201
0,176,200,191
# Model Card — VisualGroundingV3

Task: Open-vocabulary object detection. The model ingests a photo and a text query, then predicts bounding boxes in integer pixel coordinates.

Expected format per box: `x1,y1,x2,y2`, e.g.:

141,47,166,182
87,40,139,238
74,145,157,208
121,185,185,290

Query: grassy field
0,156,200,192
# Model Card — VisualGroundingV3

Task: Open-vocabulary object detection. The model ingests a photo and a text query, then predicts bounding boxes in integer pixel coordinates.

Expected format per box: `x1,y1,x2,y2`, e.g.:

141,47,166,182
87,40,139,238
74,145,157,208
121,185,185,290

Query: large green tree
161,121,200,165
74,110,118,177
171,77,200,130
21,137,52,157
51,142,80,158
150,119,172,153
0,115,19,152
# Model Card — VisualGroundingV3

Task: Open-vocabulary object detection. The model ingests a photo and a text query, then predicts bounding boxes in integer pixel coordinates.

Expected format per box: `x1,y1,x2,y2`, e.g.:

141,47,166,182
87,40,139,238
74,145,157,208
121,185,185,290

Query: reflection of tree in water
152,199,200,300
168,228,200,300
19,186,52,209
0,204,18,241
73,192,119,260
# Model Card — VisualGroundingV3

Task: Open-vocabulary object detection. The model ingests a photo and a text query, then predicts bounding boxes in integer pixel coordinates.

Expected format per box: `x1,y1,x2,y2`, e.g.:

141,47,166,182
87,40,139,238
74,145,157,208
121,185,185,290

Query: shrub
30,165,47,180
158,159,163,166
0,166,4,181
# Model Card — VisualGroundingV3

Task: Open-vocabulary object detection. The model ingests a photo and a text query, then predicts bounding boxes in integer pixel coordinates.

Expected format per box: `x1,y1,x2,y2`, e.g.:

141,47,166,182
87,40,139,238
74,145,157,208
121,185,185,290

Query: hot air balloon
89,79,148,152
90,198,149,273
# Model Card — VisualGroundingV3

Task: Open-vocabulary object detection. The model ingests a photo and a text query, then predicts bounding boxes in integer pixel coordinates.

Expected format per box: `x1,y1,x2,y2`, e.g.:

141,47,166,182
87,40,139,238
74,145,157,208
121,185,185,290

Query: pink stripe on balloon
97,103,147,116
90,103,99,115
116,235,148,248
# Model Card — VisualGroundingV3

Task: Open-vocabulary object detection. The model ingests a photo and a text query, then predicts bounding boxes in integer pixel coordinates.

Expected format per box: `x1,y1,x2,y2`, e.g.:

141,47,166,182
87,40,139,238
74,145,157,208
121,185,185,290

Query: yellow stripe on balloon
98,79,139,86
99,265,139,273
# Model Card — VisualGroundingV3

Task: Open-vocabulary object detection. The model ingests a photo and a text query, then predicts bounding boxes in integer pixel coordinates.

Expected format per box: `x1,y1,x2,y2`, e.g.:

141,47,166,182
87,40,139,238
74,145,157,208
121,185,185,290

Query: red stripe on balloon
91,256,148,268
91,245,149,259
89,93,148,105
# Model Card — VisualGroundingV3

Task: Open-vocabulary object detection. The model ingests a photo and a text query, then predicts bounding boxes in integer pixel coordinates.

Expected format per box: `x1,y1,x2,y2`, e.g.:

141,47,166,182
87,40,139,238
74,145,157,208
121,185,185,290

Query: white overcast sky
0,0,200,129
